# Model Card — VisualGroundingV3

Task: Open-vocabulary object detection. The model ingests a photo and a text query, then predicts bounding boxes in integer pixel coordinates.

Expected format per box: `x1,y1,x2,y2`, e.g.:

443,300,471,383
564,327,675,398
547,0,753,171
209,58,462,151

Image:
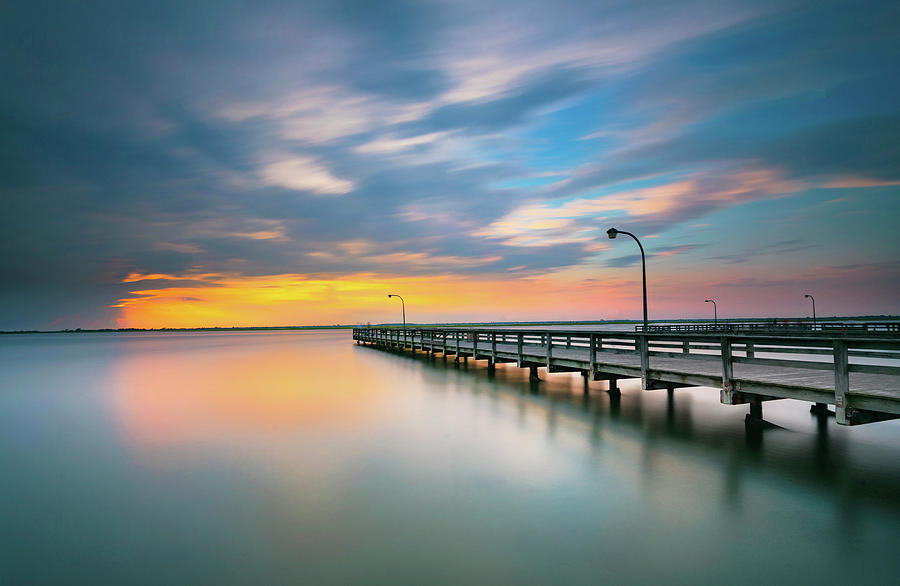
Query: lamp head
705,299,712,303
607,227,618,239
387,294,392,298
804,294,811,299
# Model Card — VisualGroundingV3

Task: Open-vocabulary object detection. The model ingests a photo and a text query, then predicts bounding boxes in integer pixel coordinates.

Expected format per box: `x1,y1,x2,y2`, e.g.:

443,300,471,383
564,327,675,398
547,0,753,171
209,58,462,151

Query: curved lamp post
705,299,717,328
607,228,648,330
388,293,407,348
804,294,816,328
387,294,406,330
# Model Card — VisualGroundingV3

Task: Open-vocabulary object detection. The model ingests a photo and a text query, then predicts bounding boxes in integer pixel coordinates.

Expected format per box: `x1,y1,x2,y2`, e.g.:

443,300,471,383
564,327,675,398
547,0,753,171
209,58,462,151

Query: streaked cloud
354,131,451,155
259,155,355,195
475,166,802,246
1,0,898,328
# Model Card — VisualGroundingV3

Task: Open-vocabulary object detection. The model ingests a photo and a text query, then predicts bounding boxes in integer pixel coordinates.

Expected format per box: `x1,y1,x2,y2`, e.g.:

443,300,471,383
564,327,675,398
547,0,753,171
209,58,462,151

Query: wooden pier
353,327,900,427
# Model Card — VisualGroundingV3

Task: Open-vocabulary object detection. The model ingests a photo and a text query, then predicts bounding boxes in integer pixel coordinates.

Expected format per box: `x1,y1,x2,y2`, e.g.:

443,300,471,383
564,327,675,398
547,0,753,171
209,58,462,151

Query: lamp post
804,294,816,329
705,299,717,328
607,228,648,330
387,294,406,330
388,293,407,348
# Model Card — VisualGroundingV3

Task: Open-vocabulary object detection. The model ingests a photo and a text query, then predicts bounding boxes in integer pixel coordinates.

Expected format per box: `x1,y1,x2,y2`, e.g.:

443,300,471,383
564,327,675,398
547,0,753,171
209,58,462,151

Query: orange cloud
122,272,185,283
229,230,288,241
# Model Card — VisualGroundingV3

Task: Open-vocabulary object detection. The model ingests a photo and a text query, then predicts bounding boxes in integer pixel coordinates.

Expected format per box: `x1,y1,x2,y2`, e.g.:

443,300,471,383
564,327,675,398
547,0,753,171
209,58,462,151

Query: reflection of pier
353,327,900,427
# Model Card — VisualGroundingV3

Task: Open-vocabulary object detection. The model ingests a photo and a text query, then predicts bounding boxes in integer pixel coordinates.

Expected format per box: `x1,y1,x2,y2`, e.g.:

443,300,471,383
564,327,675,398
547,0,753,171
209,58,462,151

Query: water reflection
362,341,900,519
113,337,382,448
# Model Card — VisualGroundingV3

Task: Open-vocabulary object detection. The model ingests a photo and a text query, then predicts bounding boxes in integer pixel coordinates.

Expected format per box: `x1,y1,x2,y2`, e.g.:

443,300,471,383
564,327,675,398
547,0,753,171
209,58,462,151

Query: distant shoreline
3,316,898,335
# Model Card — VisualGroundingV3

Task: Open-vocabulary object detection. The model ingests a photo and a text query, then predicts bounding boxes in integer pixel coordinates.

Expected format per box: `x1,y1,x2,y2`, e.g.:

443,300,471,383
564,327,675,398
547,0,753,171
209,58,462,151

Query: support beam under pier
745,396,765,428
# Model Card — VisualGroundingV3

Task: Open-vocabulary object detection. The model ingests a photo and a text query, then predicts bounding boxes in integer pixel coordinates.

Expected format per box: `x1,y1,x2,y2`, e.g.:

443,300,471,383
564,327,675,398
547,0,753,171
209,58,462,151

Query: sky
1,0,899,330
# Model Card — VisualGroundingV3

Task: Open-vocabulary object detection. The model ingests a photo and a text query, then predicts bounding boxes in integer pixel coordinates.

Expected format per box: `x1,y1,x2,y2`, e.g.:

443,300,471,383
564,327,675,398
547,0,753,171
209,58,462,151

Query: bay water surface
2,329,899,584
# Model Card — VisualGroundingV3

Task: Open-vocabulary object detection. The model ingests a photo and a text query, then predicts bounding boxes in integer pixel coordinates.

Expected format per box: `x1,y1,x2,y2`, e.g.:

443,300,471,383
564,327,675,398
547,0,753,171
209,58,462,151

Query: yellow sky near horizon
112,270,641,328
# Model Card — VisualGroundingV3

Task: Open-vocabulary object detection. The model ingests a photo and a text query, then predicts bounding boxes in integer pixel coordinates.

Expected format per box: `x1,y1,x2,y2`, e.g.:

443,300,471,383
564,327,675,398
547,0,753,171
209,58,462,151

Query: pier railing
636,321,900,334
353,326,900,426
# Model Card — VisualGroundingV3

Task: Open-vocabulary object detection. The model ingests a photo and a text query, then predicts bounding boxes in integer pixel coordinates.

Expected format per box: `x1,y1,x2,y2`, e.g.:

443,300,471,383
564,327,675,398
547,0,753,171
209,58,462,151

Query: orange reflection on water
112,336,380,449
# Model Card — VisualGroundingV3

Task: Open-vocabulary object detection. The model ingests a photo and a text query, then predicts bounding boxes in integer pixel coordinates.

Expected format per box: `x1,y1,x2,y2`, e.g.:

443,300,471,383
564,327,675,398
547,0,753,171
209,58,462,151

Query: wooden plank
732,356,834,371
848,363,900,376
648,350,721,362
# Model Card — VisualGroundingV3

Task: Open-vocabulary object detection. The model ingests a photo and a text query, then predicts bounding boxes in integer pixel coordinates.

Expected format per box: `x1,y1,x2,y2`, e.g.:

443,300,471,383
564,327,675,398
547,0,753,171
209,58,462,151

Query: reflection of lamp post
705,299,717,327
804,294,816,328
607,228,648,330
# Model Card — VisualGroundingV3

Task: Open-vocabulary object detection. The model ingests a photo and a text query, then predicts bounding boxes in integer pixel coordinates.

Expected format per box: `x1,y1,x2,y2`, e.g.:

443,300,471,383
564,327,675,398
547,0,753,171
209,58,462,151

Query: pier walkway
353,327,900,426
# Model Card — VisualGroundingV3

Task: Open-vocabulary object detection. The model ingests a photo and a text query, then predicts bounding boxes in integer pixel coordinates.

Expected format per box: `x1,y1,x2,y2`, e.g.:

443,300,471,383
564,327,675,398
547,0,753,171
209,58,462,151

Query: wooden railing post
589,333,597,378
745,342,754,359
517,333,524,365
639,334,650,389
720,336,736,404
834,340,850,425
546,332,553,367
491,331,497,359
472,330,477,358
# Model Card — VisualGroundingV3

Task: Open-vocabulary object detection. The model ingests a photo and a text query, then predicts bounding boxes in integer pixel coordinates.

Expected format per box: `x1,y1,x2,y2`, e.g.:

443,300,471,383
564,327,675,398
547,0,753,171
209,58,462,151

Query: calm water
2,330,900,584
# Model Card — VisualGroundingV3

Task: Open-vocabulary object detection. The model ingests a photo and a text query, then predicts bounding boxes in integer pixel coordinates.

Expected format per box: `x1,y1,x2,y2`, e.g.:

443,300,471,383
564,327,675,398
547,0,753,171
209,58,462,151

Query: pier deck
353,327,900,426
